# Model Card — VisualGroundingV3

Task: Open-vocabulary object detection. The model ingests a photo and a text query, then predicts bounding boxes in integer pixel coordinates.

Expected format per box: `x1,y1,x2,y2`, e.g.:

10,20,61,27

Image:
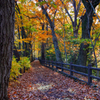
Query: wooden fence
40,60,100,85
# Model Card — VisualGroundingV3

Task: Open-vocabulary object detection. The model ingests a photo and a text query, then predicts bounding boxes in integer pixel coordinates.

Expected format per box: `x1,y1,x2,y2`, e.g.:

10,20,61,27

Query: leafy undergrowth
8,60,100,100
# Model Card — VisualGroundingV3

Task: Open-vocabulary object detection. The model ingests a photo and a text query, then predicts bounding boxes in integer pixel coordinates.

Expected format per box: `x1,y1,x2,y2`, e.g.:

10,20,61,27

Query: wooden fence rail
40,60,100,85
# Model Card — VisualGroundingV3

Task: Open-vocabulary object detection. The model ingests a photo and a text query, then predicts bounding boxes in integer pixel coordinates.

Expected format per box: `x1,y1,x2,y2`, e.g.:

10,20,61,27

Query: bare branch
60,0,74,24
77,0,82,14
88,0,100,22
53,10,57,24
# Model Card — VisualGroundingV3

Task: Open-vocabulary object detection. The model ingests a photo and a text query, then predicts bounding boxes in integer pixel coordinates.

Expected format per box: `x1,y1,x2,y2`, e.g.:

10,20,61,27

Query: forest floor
8,60,100,100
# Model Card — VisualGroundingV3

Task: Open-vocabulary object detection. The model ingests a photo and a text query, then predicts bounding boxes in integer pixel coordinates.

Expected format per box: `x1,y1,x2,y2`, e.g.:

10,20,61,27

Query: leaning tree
0,0,15,99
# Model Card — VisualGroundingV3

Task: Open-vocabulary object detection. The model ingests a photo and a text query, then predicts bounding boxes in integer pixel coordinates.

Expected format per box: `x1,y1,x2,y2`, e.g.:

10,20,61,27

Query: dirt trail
8,60,100,100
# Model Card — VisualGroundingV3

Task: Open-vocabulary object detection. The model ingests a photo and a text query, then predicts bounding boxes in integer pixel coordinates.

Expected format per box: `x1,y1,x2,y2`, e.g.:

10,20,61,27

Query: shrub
19,57,31,71
9,56,31,81
10,56,22,81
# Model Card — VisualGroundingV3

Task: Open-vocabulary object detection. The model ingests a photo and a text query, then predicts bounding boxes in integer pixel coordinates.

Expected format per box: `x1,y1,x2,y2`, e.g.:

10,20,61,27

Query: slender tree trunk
21,27,25,56
64,39,67,63
63,17,67,63
0,0,15,99
41,24,45,60
41,42,45,60
15,2,27,57
34,37,35,59
13,44,20,62
25,34,27,56
29,42,33,62
45,23,48,60
18,26,21,56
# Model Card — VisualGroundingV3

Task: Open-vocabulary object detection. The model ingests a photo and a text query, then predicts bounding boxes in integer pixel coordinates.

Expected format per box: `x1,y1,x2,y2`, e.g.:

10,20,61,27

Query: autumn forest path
8,60,100,100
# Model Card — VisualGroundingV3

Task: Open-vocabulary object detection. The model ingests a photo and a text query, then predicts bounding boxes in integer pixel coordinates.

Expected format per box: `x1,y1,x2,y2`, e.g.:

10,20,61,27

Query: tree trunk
39,4,62,62
63,21,67,63
18,26,21,56
30,42,33,62
21,27,25,56
51,27,62,62
15,2,26,57
13,44,20,62
41,24,45,60
41,42,45,60
77,0,99,71
77,12,92,67
0,0,15,99
73,26,78,38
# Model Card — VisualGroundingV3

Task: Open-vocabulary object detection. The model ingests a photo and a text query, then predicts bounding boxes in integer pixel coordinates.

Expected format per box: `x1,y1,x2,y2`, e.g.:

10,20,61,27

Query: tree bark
0,0,15,99
41,42,45,60
15,2,27,57
13,44,20,62
77,0,99,67
30,42,33,62
21,27,26,56
41,7,62,62
18,26,21,56
41,24,45,60
77,13,91,66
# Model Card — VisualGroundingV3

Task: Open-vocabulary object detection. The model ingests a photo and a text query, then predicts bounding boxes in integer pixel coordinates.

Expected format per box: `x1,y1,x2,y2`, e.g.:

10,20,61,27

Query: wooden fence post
56,61,57,71
46,60,47,67
61,61,63,72
20,68,22,73
88,64,92,85
41,60,42,65
70,63,73,76
43,60,44,65
52,61,53,68
23,66,25,73
42,60,43,65
49,60,50,67
45,60,46,66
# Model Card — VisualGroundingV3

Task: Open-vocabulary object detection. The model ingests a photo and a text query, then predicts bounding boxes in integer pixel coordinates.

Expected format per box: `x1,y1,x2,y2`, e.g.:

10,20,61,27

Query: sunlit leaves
14,0,100,66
